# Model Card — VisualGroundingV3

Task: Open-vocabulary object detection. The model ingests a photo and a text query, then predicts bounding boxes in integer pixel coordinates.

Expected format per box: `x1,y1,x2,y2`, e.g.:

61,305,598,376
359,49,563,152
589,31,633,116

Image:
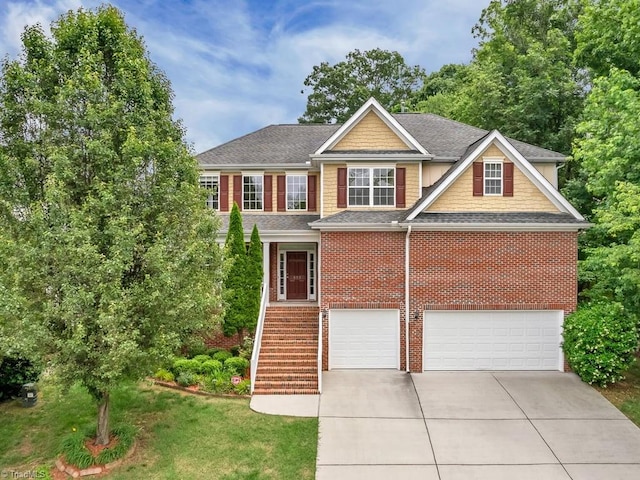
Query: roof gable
406,130,584,220
330,110,411,151
315,97,428,155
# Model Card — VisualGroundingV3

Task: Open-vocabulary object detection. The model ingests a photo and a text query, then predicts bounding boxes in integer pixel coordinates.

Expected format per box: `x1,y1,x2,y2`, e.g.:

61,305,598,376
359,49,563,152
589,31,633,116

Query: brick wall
317,230,577,372
320,231,407,369
204,329,245,350
409,230,578,371
409,231,577,311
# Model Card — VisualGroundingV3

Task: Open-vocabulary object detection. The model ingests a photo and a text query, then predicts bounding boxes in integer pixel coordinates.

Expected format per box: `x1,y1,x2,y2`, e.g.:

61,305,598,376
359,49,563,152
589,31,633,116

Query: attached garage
329,309,399,369
423,310,563,371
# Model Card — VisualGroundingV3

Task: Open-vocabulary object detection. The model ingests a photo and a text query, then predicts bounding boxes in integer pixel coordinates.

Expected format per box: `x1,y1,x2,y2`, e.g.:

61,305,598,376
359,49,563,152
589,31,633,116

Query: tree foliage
223,203,248,336
412,0,585,155
246,224,264,331
408,63,469,118
574,0,640,78
0,6,223,444
573,70,640,317
299,48,424,124
223,204,262,336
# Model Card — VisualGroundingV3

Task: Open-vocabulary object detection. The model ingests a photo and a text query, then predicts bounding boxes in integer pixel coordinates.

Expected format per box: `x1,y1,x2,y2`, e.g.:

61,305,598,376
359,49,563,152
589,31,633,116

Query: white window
287,175,307,211
199,175,219,209
243,175,263,210
348,167,395,206
484,161,502,195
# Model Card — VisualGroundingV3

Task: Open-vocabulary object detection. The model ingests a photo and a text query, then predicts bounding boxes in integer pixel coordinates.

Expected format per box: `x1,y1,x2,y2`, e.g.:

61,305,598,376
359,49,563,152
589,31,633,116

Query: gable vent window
243,175,263,210
348,167,395,207
484,162,502,195
199,175,219,209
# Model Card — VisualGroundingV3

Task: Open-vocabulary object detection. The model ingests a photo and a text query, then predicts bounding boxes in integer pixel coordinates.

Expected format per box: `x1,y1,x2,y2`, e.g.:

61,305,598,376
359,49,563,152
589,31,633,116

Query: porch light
414,311,420,321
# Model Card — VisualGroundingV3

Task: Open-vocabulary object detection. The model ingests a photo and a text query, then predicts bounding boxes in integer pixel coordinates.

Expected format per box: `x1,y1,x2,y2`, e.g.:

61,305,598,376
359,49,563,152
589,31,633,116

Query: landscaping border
55,439,136,478
150,379,250,399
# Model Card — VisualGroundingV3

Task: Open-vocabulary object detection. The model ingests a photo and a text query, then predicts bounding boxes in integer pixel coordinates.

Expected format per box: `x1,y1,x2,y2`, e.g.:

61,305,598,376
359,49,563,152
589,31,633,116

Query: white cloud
0,0,81,54
0,0,486,152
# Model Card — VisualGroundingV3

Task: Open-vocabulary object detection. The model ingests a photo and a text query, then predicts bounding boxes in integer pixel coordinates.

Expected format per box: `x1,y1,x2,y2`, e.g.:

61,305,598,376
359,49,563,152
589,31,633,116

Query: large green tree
571,0,640,321
413,0,586,155
0,6,223,444
299,48,424,124
408,63,469,118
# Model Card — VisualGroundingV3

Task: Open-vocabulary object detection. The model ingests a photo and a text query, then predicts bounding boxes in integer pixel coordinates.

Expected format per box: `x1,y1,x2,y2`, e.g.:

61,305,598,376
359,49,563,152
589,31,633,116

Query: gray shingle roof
310,210,407,225
198,124,339,166
196,113,565,166
393,114,565,160
217,213,319,232
407,212,588,225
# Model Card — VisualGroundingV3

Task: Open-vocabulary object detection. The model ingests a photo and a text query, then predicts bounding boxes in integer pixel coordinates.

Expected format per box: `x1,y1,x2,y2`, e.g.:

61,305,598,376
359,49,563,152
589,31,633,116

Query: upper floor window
243,175,263,210
484,161,502,195
287,175,307,210
348,167,395,206
199,175,219,209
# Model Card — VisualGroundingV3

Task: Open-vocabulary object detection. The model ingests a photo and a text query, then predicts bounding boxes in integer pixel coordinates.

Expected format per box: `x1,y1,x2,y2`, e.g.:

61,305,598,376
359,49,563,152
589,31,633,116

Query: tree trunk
96,391,110,446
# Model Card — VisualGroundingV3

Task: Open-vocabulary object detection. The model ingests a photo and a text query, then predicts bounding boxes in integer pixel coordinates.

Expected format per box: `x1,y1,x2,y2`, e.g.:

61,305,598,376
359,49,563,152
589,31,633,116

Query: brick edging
55,440,136,477
150,379,250,399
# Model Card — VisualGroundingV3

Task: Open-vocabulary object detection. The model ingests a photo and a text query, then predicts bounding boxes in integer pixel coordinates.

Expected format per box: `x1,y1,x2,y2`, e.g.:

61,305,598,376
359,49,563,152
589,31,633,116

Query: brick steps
253,388,319,395
253,305,319,395
258,358,316,367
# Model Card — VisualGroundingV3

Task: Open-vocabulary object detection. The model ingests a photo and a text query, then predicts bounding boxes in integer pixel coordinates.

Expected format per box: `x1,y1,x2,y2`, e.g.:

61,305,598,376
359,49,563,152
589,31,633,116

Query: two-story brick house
197,98,588,394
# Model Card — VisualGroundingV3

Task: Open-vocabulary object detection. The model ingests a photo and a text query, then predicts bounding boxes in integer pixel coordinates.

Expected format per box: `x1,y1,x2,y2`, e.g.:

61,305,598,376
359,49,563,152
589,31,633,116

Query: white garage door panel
330,309,399,369
424,311,562,371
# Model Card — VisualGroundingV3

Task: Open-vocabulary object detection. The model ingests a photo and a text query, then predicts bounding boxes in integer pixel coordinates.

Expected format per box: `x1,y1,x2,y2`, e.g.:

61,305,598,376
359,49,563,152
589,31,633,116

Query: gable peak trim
314,97,428,155
405,130,584,221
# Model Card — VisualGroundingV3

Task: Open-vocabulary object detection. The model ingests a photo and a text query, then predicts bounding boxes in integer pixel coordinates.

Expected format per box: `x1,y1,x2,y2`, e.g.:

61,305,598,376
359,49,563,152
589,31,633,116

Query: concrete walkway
315,370,640,480
250,393,319,417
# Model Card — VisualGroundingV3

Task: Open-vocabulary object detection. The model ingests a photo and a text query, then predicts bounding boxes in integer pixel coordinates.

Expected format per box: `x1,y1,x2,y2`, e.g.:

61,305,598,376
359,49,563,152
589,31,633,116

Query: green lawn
0,378,317,479
598,356,640,427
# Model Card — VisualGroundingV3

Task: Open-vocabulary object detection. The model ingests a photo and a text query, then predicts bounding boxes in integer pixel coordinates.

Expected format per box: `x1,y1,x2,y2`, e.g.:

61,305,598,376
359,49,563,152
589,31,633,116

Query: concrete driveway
316,370,640,480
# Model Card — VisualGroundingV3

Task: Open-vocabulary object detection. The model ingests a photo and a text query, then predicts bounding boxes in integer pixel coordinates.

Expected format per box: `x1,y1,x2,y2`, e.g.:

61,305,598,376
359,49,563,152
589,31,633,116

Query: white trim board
406,130,584,221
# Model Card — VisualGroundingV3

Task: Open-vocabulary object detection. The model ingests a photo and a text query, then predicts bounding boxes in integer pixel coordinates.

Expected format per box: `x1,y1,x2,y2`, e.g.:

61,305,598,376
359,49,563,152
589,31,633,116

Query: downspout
405,224,412,373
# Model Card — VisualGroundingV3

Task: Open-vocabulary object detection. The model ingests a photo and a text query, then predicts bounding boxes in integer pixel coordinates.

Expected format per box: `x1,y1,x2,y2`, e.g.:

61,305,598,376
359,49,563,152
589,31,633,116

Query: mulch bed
52,435,135,478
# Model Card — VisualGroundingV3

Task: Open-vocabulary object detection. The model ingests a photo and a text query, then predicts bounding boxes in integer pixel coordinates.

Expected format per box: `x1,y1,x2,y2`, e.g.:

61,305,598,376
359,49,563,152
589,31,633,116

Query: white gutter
404,224,411,373
203,164,315,170
309,223,406,231
309,153,431,162
398,222,591,232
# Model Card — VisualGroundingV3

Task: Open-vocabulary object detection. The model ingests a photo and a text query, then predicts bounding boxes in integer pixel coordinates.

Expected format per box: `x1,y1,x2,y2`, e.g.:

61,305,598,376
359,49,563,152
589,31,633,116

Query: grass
597,356,640,427
0,377,317,479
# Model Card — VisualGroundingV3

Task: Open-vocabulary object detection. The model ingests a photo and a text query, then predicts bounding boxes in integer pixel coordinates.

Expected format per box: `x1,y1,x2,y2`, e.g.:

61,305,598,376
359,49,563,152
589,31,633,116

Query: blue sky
0,0,486,152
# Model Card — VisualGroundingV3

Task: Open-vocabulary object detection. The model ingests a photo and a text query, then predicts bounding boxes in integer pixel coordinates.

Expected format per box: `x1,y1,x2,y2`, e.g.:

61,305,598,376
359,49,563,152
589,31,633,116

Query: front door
286,252,307,300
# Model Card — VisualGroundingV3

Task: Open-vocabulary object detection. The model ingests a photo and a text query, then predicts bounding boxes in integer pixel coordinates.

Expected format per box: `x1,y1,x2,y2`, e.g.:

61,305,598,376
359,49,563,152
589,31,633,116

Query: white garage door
424,310,563,371
329,309,399,369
